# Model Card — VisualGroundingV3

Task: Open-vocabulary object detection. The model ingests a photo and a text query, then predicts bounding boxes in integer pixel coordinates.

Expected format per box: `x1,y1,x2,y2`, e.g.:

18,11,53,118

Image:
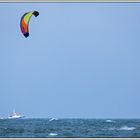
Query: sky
0,3,140,118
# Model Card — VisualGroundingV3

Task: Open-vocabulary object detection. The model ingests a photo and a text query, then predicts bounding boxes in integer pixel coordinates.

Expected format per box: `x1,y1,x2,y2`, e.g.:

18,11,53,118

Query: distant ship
8,109,25,119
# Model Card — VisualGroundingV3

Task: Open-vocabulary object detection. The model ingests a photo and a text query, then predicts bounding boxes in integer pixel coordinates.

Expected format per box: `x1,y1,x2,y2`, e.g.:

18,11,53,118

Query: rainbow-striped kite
20,11,39,38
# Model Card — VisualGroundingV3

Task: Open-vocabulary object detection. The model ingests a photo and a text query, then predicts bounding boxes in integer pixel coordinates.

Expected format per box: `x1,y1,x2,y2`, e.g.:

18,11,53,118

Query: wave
0,128,25,133
119,126,136,131
48,133,58,136
106,126,136,131
105,120,116,123
49,118,58,121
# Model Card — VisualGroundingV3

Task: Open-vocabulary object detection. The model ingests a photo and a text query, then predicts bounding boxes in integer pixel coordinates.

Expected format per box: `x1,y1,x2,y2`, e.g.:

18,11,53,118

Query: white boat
8,109,25,119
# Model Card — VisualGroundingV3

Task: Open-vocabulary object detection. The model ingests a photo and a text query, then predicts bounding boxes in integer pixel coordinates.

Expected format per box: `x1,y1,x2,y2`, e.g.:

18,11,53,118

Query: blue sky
0,3,140,118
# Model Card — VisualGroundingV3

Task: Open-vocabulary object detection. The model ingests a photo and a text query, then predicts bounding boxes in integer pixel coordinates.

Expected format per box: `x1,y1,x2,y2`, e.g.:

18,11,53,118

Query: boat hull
8,116,25,119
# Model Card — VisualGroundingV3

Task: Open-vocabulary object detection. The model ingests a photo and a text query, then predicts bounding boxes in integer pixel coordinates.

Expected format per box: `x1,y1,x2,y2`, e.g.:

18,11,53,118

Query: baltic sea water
0,119,140,138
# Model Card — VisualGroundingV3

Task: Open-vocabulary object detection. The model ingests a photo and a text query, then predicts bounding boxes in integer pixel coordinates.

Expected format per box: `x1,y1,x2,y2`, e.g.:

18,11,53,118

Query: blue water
0,119,140,138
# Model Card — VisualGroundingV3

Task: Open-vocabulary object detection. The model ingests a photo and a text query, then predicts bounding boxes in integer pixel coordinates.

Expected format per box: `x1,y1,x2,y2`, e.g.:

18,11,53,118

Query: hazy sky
0,3,140,118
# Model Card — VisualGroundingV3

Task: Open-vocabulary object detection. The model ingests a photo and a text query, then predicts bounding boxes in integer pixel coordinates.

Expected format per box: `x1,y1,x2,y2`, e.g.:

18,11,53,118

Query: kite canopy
20,11,39,38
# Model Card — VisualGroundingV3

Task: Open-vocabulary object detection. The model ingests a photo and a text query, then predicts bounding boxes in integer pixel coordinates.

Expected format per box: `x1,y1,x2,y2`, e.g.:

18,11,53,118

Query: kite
20,11,39,38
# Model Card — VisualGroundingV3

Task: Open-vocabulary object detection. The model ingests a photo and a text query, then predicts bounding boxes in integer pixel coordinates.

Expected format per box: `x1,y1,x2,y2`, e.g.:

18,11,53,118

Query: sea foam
119,126,136,131
107,126,136,131
48,133,58,136
105,120,115,123
49,118,58,121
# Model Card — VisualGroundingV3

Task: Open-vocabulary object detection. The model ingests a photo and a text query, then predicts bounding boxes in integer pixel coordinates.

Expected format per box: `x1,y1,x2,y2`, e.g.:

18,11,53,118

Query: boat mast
13,108,16,114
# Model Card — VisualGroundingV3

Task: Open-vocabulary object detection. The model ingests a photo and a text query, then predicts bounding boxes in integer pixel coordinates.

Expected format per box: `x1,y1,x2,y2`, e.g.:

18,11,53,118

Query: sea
0,118,140,138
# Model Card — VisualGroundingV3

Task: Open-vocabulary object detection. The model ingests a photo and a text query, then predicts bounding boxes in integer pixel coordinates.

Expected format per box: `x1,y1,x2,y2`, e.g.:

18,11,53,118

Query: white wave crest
107,126,136,131
119,126,136,131
48,133,58,136
105,120,115,123
49,118,58,121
